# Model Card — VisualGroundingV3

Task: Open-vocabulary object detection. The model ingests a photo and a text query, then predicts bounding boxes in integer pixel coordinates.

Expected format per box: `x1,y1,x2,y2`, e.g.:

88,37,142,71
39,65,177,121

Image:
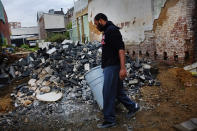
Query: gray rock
47,47,57,54
9,66,16,78
0,73,10,84
174,120,197,131
129,79,138,85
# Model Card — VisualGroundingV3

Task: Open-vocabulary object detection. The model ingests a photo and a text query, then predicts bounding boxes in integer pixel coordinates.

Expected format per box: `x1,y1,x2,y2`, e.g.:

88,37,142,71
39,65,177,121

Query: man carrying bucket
94,13,140,128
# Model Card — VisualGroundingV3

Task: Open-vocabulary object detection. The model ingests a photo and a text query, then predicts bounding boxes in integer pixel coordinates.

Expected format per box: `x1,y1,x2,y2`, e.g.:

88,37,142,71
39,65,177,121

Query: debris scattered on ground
0,40,161,130
174,118,197,131
0,40,158,108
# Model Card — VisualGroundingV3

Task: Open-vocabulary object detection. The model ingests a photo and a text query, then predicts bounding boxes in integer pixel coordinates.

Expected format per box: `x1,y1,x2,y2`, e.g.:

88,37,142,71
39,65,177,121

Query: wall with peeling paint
127,0,195,64
154,0,194,62
88,0,166,45
74,0,88,14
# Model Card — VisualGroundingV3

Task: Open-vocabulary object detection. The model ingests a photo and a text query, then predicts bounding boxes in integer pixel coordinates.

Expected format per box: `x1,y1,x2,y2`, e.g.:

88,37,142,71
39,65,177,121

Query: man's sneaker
97,121,116,128
127,103,140,118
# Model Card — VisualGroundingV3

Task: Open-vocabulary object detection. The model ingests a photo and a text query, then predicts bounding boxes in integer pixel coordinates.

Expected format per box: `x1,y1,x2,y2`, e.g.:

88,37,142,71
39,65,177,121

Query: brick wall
38,16,47,39
0,8,10,44
192,1,197,61
127,0,195,64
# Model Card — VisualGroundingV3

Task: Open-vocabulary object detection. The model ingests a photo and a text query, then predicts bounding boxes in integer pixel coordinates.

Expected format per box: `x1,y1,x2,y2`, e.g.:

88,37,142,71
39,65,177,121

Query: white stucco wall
44,14,65,29
74,0,88,13
88,0,166,45
11,27,39,36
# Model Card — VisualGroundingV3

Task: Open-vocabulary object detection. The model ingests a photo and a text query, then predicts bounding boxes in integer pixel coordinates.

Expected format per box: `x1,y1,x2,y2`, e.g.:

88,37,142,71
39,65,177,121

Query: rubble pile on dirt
1,40,160,108
10,41,102,107
0,52,25,89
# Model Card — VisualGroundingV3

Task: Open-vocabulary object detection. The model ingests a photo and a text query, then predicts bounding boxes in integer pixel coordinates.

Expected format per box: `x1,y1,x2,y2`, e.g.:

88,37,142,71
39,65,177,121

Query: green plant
20,44,39,52
1,39,8,47
20,44,29,49
45,33,69,43
66,22,72,30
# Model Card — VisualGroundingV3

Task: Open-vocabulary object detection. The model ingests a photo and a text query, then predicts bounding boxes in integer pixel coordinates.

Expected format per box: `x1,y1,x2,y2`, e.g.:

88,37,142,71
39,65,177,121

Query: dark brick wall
0,8,10,44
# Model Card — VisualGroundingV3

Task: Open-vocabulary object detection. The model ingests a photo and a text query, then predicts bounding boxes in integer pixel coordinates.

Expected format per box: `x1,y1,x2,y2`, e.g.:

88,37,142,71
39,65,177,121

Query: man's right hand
119,68,127,80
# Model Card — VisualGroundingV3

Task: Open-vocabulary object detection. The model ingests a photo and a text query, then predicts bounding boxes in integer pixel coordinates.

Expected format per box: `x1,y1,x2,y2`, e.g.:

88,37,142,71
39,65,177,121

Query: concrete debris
36,92,63,102
0,40,159,113
61,39,73,45
0,39,162,130
184,62,197,73
142,64,151,69
38,42,51,50
28,79,37,87
46,47,57,54
174,118,197,131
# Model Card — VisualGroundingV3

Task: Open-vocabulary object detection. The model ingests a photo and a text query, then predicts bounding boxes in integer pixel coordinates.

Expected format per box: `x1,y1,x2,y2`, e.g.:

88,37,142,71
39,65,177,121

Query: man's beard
97,23,105,32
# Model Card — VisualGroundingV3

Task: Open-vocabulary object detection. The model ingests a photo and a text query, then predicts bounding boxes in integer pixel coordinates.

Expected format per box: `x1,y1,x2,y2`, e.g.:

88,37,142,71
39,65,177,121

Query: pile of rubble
10,40,102,107
1,40,160,108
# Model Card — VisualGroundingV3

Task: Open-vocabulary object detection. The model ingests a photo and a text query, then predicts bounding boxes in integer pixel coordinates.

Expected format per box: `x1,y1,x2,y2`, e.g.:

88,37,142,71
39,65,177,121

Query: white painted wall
74,0,88,13
11,27,39,36
88,0,166,45
44,14,65,29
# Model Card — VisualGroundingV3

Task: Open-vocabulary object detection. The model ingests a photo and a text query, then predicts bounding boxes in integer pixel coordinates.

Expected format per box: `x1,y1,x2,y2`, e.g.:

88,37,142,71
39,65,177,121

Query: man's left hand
119,68,127,80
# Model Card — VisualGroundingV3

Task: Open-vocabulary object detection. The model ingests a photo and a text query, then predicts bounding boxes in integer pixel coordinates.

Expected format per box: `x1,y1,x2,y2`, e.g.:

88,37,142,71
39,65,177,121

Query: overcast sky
1,0,74,27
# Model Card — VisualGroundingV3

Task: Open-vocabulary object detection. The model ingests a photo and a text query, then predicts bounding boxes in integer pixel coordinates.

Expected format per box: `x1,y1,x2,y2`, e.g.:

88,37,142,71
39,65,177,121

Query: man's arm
108,28,127,80
119,49,127,80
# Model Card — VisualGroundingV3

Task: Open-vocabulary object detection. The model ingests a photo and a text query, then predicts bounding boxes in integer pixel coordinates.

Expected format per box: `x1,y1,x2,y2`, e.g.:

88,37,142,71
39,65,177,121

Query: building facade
0,0,10,45
72,0,89,43
82,0,196,63
37,9,66,40
9,22,21,29
10,26,39,47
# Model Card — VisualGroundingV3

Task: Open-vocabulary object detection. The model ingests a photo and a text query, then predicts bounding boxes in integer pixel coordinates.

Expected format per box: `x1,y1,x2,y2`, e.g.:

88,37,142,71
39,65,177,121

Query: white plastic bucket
85,66,104,109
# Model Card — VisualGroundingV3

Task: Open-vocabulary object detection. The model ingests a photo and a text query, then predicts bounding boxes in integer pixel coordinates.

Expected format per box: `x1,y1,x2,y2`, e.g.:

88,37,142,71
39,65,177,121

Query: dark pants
103,65,135,123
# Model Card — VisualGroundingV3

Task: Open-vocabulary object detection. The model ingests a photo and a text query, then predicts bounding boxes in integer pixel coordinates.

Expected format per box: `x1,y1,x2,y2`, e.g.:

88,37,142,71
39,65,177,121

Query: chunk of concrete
61,39,73,45
143,64,151,70
84,63,90,71
28,79,37,87
36,92,63,102
174,119,197,131
184,62,197,72
47,47,57,54
129,79,139,85
63,45,69,49
191,118,197,126
9,66,16,78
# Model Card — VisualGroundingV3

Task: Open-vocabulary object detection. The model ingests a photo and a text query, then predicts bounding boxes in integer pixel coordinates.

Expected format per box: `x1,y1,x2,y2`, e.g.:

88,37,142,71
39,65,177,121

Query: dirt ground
133,64,197,130
72,63,197,131
1,63,197,130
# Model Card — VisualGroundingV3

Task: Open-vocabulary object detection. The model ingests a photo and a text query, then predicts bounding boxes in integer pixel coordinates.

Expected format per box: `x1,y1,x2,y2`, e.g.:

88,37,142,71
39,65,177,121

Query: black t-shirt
101,21,125,68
